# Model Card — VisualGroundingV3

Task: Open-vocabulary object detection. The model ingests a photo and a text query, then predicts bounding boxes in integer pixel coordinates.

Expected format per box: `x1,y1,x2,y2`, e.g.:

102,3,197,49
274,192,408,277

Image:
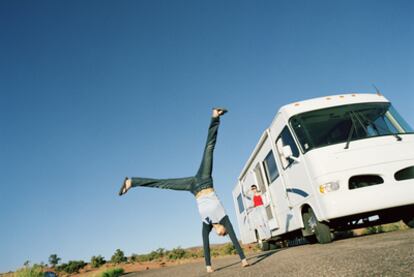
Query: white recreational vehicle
232,93,414,248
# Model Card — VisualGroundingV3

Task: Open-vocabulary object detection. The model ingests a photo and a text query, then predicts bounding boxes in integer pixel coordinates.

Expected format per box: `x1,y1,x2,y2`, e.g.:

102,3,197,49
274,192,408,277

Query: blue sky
0,0,413,272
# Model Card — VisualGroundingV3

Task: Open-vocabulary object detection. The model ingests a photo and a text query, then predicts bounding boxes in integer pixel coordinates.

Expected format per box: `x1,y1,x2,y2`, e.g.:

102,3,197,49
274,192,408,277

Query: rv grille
349,175,384,190
395,166,414,181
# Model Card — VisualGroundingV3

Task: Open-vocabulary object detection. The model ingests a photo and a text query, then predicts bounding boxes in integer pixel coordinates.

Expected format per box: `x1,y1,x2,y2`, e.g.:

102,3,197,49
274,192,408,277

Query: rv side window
263,151,279,184
254,163,267,193
277,127,300,169
237,193,244,213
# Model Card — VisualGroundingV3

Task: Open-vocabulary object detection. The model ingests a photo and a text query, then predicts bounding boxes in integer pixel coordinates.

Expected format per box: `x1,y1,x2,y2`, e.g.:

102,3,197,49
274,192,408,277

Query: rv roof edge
278,93,389,120
239,129,269,180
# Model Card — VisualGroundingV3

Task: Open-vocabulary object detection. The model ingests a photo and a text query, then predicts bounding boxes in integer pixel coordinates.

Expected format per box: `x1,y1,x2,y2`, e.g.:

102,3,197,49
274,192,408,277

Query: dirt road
125,229,414,277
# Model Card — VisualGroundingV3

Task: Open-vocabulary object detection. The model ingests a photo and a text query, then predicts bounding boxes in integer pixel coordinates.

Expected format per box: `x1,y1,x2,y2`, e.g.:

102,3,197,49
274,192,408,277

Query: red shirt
253,195,264,207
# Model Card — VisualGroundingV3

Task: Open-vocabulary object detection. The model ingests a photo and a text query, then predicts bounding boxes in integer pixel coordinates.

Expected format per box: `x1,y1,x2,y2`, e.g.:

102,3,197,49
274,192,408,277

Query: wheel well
300,204,312,223
301,204,312,214
300,204,313,237
301,204,331,228
301,204,326,223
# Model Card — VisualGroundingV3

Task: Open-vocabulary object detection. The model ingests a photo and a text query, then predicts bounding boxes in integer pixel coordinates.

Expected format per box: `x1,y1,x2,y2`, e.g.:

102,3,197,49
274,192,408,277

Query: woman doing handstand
118,108,249,273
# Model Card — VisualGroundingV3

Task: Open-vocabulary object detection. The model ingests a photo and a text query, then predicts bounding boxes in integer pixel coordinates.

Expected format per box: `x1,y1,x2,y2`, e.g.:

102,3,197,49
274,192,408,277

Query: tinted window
263,151,279,184
279,127,300,167
237,193,244,213
290,102,414,153
281,127,300,157
254,163,267,193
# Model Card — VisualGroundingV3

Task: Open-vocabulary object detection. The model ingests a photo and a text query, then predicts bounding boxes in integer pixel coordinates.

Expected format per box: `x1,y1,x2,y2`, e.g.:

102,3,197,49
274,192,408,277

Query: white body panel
233,93,414,244
309,136,414,220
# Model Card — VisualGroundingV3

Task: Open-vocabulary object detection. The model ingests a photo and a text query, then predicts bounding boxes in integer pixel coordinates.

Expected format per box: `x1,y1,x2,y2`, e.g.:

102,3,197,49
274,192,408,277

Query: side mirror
282,145,300,163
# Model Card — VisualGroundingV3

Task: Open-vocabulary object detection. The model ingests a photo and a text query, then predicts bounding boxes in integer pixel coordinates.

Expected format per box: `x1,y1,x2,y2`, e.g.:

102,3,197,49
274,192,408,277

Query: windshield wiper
344,112,357,149
394,133,403,141
358,111,403,141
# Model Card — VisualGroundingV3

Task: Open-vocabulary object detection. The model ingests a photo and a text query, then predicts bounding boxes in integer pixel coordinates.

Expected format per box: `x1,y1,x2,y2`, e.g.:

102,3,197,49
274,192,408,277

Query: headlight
319,181,340,194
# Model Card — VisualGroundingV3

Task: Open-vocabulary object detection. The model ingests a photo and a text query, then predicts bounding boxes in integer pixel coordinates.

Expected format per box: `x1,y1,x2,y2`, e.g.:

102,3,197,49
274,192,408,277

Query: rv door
276,126,311,208
233,181,256,243
252,162,280,231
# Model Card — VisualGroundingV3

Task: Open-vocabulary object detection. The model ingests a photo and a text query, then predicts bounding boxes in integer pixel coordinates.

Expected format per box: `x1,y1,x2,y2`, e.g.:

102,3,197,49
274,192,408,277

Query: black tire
302,212,317,244
304,235,318,244
269,241,279,250
403,217,414,228
259,240,270,251
303,209,332,244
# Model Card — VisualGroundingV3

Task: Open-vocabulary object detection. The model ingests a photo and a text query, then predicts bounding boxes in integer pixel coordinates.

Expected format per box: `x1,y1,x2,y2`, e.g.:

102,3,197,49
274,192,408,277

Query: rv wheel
302,212,317,243
269,241,280,250
259,240,270,251
403,216,414,228
304,234,317,244
303,209,332,244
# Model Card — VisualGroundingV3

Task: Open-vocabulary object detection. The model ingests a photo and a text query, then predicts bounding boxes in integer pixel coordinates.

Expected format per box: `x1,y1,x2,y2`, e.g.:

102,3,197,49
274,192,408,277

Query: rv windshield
290,102,413,153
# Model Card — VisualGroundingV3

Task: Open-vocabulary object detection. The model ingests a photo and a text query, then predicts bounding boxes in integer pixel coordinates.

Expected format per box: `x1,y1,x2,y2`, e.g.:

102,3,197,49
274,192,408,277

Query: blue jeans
130,117,220,195
202,215,246,266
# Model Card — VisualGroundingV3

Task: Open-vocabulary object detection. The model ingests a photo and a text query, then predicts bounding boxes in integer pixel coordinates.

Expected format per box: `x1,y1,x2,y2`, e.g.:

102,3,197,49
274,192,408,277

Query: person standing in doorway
247,184,271,242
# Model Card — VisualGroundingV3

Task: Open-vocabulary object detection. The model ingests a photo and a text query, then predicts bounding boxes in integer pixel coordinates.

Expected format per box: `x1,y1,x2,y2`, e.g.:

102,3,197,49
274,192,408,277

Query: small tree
56,260,86,274
91,255,106,268
111,249,127,264
167,247,186,260
155,248,165,258
15,264,43,277
130,253,139,263
100,268,124,277
222,243,236,255
49,254,61,267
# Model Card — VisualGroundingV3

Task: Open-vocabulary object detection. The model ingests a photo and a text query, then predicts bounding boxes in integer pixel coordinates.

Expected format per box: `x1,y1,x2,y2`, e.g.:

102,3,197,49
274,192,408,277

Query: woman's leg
202,222,213,266
196,116,220,178
130,176,195,192
219,215,246,261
